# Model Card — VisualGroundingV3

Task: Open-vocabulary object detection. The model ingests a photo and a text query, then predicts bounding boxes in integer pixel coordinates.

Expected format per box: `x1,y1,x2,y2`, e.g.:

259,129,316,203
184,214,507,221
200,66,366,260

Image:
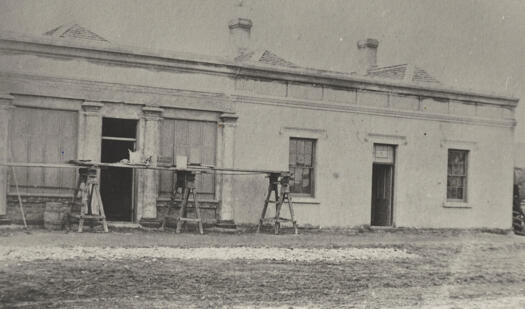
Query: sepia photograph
1,0,525,307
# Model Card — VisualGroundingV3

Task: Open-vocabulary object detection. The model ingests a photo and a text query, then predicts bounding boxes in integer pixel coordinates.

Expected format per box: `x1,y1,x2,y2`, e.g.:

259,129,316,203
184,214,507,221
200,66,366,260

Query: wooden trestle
2,161,298,234
257,172,298,235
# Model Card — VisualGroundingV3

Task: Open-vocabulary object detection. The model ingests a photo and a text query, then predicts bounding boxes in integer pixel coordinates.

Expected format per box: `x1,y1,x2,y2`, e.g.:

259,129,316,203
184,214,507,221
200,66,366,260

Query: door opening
100,118,137,222
371,144,395,226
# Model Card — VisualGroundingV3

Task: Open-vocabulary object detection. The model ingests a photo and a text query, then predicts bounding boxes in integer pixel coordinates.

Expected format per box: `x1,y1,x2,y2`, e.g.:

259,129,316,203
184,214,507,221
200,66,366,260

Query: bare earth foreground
1,227,525,308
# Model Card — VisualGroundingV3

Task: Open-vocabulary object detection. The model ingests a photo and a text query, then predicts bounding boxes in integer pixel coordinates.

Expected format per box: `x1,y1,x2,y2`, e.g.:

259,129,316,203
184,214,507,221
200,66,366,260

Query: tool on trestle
72,166,109,233
257,172,298,235
161,169,204,234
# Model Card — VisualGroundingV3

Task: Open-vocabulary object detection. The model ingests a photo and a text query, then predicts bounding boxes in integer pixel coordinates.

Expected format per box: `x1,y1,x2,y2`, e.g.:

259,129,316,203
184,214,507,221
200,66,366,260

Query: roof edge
0,30,518,106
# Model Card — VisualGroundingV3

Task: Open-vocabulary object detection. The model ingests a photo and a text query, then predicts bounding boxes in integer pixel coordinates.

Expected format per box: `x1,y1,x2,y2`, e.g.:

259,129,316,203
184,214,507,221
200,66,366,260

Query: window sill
291,196,320,205
443,201,471,208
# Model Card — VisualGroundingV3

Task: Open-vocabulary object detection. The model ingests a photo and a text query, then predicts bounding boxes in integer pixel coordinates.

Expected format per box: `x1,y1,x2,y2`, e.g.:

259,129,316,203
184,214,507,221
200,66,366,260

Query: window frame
446,149,469,203
288,137,317,198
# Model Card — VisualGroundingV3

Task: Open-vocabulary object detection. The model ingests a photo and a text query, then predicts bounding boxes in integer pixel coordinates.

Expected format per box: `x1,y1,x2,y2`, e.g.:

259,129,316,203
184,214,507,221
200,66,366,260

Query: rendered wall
0,45,516,229
230,89,514,229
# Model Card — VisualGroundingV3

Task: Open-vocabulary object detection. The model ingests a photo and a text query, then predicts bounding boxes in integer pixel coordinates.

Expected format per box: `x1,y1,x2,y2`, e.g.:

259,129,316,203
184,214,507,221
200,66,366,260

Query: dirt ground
1,226,525,308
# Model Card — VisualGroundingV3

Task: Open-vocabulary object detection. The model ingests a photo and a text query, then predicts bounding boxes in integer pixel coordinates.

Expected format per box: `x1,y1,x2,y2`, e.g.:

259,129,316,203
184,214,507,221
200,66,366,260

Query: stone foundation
6,195,218,226
7,195,72,225
156,199,218,227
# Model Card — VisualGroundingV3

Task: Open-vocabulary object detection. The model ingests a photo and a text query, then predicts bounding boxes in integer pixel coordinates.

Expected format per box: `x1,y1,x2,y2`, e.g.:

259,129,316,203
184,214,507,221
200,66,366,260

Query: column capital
81,101,104,112
142,106,163,120
220,113,239,127
220,112,239,123
0,93,14,109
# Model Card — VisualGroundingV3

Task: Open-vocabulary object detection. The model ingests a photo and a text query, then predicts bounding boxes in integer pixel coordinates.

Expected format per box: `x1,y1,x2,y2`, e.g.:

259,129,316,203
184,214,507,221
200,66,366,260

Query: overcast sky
1,0,525,139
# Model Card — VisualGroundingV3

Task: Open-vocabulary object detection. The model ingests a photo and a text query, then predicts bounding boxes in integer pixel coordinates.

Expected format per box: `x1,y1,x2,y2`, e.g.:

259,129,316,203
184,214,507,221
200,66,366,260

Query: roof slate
235,49,299,68
44,23,108,42
367,64,440,84
42,24,440,85
258,50,299,68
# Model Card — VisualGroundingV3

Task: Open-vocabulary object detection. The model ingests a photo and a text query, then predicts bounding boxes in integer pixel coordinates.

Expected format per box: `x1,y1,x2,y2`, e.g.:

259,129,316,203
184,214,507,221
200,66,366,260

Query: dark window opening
102,118,137,138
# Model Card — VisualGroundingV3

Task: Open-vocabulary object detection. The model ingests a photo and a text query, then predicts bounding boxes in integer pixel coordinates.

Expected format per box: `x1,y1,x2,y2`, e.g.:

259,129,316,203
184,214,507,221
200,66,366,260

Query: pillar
138,106,163,227
81,101,104,161
216,113,239,229
0,94,14,224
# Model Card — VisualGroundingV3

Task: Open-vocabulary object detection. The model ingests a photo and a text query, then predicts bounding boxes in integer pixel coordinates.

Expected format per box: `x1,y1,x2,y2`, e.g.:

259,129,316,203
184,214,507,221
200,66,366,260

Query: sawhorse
73,167,109,232
257,172,298,235
161,170,204,234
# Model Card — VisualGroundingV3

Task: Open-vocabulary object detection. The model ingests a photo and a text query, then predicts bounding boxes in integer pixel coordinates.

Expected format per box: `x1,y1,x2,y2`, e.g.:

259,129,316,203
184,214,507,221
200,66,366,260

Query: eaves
0,31,519,108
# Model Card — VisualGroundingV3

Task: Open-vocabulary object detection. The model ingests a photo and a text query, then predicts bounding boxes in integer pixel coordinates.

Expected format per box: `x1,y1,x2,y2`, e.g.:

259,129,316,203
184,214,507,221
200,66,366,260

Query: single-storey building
0,16,518,229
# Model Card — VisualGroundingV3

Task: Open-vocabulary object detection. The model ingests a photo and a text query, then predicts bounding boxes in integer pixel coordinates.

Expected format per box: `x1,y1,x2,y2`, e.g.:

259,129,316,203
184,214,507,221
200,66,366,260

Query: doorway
371,144,395,226
100,118,137,222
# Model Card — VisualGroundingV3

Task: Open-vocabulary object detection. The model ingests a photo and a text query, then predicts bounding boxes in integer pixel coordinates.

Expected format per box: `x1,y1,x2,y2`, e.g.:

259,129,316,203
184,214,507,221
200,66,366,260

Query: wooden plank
202,121,216,146
174,120,188,147
28,134,45,192
43,138,60,188
12,107,31,134
3,162,288,175
189,121,202,147
61,111,78,138
159,120,174,194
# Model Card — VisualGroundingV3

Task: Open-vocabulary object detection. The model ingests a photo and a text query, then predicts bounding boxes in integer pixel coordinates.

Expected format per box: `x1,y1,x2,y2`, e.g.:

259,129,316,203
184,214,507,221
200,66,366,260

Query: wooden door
371,164,394,226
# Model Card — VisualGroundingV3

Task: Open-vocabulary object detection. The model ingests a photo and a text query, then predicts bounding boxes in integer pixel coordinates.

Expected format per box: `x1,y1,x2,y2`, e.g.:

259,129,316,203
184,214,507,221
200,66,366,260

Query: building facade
0,20,518,229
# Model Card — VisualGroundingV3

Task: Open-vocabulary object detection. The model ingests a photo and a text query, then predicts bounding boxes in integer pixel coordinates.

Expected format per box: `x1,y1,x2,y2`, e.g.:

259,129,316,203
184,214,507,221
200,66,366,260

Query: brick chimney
356,38,379,74
228,17,253,57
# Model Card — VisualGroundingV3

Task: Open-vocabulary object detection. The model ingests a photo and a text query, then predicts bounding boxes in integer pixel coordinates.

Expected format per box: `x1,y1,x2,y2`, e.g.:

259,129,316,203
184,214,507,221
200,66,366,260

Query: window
289,138,315,196
447,149,468,201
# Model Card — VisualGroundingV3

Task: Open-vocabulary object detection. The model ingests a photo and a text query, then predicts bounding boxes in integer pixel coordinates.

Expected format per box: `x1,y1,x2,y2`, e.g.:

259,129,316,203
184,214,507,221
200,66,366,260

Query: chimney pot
356,38,379,74
228,17,253,57
357,38,379,49
228,17,253,31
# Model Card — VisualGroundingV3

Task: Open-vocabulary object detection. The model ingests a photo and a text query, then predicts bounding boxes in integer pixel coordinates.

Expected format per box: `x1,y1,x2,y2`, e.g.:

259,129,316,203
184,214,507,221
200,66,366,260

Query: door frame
371,143,396,227
100,117,138,222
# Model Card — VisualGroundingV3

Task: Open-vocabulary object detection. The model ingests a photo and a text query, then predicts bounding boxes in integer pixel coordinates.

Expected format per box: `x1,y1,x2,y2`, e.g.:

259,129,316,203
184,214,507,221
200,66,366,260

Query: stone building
0,17,518,229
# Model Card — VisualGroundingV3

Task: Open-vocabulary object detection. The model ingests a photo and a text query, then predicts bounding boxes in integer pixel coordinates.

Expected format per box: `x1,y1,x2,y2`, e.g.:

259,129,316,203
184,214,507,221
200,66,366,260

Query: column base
215,220,237,230
0,215,11,225
139,218,161,229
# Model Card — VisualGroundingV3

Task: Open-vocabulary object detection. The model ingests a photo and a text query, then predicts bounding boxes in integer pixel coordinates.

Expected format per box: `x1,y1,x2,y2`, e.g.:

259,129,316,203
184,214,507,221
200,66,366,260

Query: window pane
296,140,305,165
289,139,296,166
456,187,463,200
302,168,311,192
304,141,312,166
294,168,303,193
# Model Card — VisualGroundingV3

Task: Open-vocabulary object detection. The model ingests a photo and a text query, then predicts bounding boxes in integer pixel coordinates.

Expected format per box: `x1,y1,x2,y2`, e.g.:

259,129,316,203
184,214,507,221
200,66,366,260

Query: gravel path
0,246,417,262
2,230,525,308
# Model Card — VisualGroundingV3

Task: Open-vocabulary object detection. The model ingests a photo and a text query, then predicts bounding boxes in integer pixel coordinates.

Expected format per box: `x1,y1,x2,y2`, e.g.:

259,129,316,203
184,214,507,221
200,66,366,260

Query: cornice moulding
232,93,516,128
0,71,232,113
0,31,518,107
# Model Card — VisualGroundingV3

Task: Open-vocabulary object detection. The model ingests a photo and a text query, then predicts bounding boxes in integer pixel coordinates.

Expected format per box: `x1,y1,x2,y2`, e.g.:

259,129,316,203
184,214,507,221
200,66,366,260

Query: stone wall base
7,196,218,226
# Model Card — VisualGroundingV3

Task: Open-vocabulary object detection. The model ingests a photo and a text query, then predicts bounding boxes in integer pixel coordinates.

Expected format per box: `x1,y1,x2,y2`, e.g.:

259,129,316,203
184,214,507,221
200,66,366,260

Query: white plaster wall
0,52,514,229
231,99,514,229
0,53,234,95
